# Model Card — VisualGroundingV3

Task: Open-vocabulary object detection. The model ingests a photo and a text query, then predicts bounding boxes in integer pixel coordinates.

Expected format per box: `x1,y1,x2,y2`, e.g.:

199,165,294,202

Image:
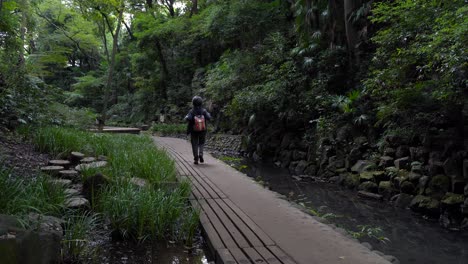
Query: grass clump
150,123,186,136
62,212,99,261
23,126,199,245
0,167,66,216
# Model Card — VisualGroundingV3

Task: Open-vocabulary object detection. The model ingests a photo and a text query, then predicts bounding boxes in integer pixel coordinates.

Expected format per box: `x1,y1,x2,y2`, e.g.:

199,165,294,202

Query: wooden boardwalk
153,137,390,264
157,139,293,264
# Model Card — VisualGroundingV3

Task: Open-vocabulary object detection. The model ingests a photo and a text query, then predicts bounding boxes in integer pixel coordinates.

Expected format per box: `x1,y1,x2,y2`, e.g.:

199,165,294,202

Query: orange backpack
193,115,206,132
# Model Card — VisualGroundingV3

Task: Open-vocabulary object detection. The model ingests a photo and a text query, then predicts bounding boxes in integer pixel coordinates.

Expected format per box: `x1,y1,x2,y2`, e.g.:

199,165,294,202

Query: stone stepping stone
59,170,79,180
48,160,71,169
65,197,89,209
64,188,80,196
70,151,85,161
80,157,96,163
75,161,108,172
41,166,65,176
129,177,148,188
49,179,72,187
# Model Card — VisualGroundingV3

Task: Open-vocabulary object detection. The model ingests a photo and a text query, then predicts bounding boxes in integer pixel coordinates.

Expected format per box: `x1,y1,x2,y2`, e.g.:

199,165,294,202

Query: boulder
288,161,299,175
410,147,429,162
465,184,468,196
383,255,400,264
426,175,451,199
378,181,394,198
396,146,410,159
428,159,444,176
373,171,388,182
75,161,108,172
358,191,383,200
463,160,468,180
292,150,307,161
411,161,423,174
417,176,430,195
400,181,415,194
462,199,468,216
358,182,378,193
392,193,414,208
441,193,464,207
444,158,462,178
0,214,62,264
343,173,360,189
279,150,292,168
295,160,309,175
379,156,394,168
351,160,375,174
408,172,422,182
385,167,399,179
410,195,440,216
392,176,408,189
394,157,410,170
383,148,396,157
359,172,374,183
304,164,317,176
452,179,466,194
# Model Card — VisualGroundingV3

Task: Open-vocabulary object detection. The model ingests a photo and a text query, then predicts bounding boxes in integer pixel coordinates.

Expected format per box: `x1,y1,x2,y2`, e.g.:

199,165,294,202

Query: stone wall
206,134,243,156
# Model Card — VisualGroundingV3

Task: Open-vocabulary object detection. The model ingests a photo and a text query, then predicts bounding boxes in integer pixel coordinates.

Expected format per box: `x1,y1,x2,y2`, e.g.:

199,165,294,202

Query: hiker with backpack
185,96,211,164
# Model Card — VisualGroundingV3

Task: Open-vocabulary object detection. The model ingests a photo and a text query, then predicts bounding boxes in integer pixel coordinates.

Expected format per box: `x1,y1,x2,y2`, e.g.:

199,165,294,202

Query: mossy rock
359,181,378,193
410,195,440,216
343,173,360,189
426,175,451,199
378,181,394,198
373,171,388,182
441,193,464,206
400,181,415,194
359,171,375,183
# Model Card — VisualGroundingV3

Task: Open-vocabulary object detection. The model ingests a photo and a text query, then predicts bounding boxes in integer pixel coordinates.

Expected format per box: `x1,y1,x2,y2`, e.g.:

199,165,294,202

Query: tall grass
0,168,66,216
62,212,99,261
23,126,199,244
24,126,177,183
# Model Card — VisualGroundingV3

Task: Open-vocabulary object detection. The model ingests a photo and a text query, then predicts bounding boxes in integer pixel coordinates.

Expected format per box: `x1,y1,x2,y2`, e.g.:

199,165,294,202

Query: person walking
185,96,211,164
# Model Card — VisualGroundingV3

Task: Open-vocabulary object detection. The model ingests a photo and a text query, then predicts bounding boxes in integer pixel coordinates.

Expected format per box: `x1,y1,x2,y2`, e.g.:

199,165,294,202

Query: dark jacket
185,106,211,134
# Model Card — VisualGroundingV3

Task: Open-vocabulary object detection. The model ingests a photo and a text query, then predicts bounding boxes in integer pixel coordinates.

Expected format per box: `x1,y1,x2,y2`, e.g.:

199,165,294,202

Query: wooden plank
203,178,228,199
215,199,263,247
243,248,267,264
190,179,213,199
267,246,296,264
207,199,250,248
216,248,237,264
229,248,252,264
202,216,226,250
199,200,238,249
255,247,281,264
224,199,275,246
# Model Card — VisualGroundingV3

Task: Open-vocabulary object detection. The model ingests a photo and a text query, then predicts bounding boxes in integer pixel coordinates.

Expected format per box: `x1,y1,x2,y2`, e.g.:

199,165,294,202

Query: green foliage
367,0,467,128
348,225,390,244
62,212,99,261
98,179,193,241
0,168,66,216
28,127,177,183
151,123,186,135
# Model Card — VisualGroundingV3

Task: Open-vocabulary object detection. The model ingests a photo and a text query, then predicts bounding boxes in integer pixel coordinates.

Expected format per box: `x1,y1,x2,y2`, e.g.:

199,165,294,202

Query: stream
241,159,468,264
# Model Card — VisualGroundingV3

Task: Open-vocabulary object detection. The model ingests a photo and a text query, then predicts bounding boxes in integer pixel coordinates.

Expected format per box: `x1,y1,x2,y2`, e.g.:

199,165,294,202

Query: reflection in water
244,160,468,264
87,231,210,264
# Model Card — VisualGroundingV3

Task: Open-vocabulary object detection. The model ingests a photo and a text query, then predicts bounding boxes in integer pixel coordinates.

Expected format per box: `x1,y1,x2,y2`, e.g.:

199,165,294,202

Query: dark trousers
190,132,206,159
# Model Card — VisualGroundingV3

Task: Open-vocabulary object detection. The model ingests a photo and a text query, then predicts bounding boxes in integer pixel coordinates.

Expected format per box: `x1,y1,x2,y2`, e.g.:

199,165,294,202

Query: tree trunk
190,0,198,17
18,0,27,65
344,0,360,62
102,5,124,126
154,37,168,100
